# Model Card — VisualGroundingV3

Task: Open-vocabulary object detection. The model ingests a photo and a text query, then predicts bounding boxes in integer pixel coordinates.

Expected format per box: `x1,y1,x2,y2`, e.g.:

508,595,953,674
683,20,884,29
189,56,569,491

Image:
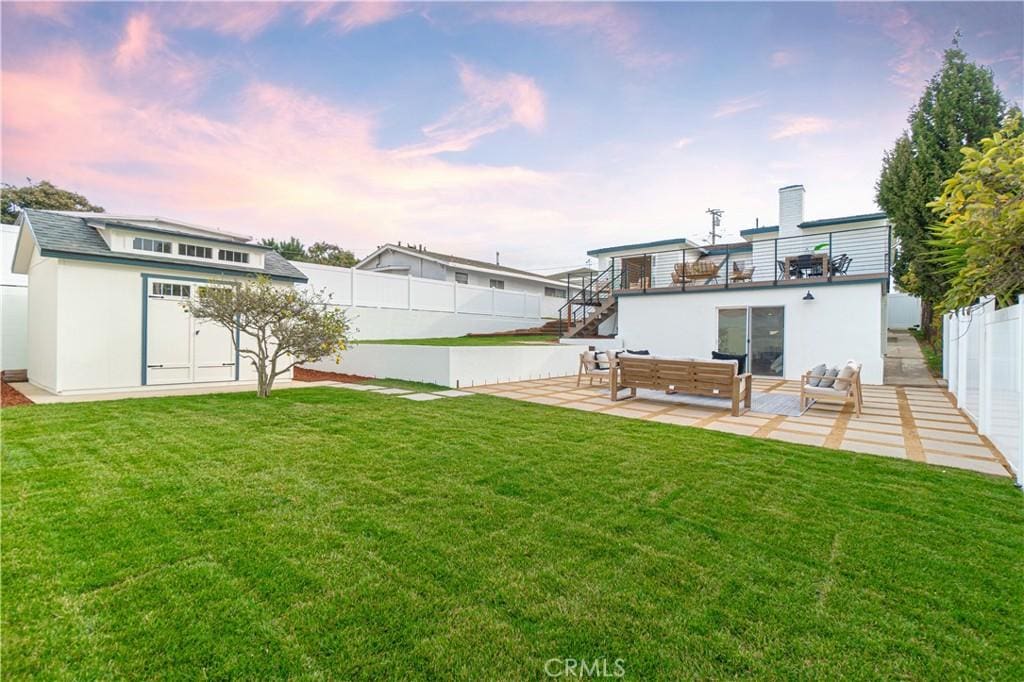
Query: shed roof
13,210,307,282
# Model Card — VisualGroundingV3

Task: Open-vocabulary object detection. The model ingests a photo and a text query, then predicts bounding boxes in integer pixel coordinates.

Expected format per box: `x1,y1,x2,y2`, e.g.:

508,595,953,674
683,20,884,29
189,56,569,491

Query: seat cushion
803,385,848,397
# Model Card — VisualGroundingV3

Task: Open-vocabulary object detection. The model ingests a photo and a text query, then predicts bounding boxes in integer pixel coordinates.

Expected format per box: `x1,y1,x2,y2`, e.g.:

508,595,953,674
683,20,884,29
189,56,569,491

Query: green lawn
358,334,558,346
3,388,1022,679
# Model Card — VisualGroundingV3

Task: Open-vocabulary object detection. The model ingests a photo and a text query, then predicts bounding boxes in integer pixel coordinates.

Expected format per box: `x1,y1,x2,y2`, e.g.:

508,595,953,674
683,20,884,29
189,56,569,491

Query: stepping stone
326,383,377,391
399,393,445,401
375,388,413,395
433,390,473,397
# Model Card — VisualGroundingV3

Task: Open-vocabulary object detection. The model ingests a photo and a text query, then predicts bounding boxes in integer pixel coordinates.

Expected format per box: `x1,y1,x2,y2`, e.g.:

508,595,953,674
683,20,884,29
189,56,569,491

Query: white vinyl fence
296,263,561,339
943,297,1023,484
887,290,921,330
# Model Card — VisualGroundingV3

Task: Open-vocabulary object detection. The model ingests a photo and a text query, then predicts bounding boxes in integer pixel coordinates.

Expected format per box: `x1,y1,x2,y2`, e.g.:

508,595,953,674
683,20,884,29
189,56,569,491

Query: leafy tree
929,114,1024,311
188,276,350,397
1,179,104,224
305,241,358,267
259,236,307,261
876,40,1006,339
259,236,358,267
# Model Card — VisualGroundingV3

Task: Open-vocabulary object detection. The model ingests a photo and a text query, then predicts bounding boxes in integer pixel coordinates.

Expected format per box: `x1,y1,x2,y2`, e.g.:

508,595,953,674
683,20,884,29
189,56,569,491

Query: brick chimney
778,184,805,239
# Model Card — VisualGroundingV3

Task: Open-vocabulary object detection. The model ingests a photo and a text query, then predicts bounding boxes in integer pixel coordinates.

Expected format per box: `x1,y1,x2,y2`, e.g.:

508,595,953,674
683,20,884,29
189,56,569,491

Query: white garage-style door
146,280,236,385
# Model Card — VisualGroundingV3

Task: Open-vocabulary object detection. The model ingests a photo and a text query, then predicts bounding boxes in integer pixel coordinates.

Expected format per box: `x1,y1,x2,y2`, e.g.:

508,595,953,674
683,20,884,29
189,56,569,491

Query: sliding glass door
717,308,747,356
716,306,784,377
750,307,784,377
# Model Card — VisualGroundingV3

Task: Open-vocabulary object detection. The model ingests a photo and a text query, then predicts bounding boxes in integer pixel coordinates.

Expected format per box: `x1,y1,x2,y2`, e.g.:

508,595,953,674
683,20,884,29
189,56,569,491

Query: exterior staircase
563,297,617,337
558,264,621,338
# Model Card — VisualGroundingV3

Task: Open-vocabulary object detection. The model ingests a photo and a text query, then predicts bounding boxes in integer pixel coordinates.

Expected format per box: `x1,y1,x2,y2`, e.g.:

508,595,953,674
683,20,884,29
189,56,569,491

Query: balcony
610,225,891,294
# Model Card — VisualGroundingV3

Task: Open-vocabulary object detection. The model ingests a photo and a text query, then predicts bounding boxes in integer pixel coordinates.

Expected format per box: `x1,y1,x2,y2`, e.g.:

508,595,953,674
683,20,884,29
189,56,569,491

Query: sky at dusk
2,1,1022,273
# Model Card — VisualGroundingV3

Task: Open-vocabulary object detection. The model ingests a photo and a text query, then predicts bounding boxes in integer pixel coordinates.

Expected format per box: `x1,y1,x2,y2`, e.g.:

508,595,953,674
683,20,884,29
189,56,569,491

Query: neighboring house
9,209,307,394
357,243,575,301
550,266,599,291
1,223,28,374
578,185,891,384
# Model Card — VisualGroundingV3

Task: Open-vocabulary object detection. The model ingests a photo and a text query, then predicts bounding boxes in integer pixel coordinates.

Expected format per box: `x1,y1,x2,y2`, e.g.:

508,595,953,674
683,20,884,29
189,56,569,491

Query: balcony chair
830,254,852,276
730,261,755,282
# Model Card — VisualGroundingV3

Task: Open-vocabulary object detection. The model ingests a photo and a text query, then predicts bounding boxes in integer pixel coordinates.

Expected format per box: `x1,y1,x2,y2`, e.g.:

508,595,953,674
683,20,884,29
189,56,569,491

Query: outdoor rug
630,388,806,417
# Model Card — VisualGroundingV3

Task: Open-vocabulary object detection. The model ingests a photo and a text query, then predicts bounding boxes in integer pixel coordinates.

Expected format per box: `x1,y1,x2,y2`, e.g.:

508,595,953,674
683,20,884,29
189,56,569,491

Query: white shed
10,209,307,395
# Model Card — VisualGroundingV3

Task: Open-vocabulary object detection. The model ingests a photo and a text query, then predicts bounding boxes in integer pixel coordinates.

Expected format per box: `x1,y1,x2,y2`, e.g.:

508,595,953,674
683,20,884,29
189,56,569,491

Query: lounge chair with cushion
799,359,863,416
577,349,626,386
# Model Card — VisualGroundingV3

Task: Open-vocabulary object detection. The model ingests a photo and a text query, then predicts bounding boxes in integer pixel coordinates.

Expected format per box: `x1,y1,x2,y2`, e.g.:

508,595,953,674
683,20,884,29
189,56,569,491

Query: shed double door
146,280,236,385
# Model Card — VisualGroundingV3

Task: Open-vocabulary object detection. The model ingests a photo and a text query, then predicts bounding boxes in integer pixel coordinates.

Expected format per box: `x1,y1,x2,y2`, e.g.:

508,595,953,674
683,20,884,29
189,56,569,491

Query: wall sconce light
803,290,815,301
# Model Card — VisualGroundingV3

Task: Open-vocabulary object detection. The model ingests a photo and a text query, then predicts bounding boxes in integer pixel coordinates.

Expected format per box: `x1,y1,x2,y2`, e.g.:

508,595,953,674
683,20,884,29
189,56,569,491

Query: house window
151,282,191,298
455,272,469,284
133,237,172,254
544,287,566,298
489,279,505,289
218,249,249,263
178,243,212,259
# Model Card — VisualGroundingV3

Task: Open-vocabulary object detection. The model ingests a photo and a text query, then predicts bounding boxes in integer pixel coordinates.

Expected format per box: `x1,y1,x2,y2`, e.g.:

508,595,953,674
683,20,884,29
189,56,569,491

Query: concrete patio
468,375,1011,477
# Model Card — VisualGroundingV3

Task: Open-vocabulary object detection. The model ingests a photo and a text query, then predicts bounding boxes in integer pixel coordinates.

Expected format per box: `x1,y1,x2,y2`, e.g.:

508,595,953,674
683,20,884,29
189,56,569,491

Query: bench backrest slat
618,357,738,394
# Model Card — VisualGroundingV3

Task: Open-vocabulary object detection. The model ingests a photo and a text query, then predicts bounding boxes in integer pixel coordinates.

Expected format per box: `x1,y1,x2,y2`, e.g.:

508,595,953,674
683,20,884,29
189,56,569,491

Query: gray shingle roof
376,243,566,284
22,209,307,282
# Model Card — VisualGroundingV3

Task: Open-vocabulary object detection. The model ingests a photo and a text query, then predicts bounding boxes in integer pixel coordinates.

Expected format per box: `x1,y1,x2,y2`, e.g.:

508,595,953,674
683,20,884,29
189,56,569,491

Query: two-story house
575,185,892,384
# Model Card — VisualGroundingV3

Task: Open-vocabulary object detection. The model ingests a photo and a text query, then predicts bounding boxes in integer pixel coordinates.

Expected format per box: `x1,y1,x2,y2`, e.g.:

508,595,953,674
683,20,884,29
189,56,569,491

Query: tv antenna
706,208,725,245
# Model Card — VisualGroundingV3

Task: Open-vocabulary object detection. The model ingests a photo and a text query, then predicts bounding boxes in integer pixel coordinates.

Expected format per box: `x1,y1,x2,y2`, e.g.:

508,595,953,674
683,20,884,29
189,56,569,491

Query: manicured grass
360,377,449,392
358,334,558,346
3,389,1022,678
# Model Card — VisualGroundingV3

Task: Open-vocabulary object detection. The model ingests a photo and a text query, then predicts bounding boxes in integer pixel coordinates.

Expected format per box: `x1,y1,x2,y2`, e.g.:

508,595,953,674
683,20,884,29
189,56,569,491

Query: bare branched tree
188,276,350,397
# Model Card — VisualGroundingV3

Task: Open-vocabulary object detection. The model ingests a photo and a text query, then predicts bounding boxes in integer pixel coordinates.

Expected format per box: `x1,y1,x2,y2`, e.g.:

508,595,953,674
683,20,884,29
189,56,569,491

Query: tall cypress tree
876,39,1006,339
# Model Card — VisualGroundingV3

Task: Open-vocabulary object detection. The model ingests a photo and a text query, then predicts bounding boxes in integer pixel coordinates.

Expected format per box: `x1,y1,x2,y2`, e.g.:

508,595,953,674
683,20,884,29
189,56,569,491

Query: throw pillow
807,363,827,386
819,367,839,388
834,362,857,391
712,351,747,374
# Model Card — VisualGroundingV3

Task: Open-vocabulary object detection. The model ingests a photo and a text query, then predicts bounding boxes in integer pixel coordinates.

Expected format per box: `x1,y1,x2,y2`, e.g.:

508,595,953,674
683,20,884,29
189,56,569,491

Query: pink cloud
712,93,766,119
397,61,546,157
167,2,284,40
476,2,676,69
115,14,164,71
840,4,939,90
1,47,554,256
770,116,834,140
334,1,406,33
2,2,71,25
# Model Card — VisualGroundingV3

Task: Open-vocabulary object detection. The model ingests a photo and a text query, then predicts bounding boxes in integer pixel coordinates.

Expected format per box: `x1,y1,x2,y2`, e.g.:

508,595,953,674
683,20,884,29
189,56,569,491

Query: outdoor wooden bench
609,356,752,416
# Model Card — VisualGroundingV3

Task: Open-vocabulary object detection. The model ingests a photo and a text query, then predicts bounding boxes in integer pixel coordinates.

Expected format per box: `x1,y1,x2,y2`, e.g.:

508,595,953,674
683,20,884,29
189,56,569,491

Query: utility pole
706,208,724,245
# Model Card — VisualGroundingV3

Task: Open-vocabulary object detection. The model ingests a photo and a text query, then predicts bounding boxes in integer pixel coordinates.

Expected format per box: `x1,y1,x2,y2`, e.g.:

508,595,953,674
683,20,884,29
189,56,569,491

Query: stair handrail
557,263,621,335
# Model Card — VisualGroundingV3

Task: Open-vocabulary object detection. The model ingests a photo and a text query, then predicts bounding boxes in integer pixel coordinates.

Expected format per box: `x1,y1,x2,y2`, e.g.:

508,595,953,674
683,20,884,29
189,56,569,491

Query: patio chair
799,360,863,416
730,261,755,282
577,350,611,386
830,254,852,276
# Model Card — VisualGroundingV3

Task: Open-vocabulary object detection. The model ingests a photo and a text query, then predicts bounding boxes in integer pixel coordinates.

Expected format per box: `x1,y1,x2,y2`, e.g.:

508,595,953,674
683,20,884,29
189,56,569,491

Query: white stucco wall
614,281,886,384
304,343,581,388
